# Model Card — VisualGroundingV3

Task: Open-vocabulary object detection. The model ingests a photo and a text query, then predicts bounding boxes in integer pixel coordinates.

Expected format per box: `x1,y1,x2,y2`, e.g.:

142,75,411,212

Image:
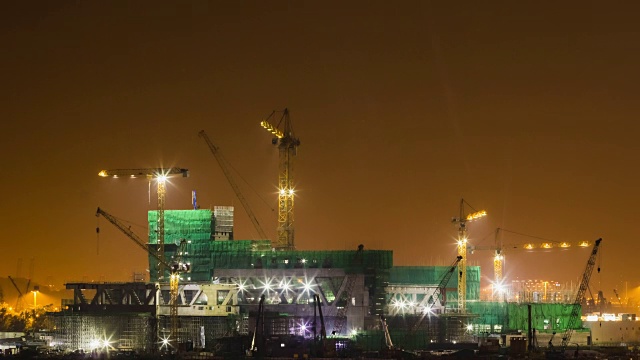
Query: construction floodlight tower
98,167,189,280
260,108,300,250
451,198,487,313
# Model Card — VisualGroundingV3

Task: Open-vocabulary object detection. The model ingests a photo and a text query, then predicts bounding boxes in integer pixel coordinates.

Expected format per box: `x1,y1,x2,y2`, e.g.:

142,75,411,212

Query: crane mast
452,199,487,313
98,167,189,280
260,108,300,250
198,130,269,240
560,238,602,349
96,207,189,346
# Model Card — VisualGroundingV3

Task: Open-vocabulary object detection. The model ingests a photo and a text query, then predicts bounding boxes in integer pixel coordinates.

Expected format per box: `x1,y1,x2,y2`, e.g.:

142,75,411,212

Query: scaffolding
50,313,154,352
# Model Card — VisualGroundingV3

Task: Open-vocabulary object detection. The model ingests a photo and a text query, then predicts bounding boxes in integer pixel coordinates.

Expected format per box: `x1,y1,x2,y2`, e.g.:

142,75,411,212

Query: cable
220,152,276,213
499,228,558,243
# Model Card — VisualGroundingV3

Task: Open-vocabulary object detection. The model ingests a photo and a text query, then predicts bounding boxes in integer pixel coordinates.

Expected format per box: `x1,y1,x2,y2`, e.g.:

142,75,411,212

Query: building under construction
49,208,583,353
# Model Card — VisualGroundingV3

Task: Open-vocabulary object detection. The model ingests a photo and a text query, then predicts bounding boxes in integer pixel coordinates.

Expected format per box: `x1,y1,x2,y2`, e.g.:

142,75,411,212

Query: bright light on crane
97,167,189,281
465,210,487,221
260,109,300,250
452,199,487,314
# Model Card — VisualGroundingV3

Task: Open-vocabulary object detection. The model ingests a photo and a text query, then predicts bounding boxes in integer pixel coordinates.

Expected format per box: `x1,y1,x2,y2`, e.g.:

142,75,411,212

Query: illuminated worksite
46,117,613,356
49,206,597,354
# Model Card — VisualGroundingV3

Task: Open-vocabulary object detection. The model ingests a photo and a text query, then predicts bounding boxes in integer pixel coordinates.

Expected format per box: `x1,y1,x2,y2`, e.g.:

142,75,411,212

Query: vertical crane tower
451,199,486,313
96,207,189,346
98,167,189,280
260,108,300,250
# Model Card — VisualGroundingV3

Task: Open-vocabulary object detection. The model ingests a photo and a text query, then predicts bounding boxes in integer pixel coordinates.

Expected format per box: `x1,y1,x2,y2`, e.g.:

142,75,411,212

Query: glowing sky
1,2,639,296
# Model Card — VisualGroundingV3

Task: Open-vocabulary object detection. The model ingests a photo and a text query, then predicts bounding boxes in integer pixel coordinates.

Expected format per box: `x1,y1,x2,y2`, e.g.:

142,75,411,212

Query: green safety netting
466,302,581,332
148,210,213,244
390,266,481,301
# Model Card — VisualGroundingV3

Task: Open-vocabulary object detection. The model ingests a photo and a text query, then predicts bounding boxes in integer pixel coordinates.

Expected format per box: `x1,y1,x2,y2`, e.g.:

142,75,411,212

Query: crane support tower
560,238,602,350
198,130,269,240
98,167,189,280
96,207,190,346
451,199,487,313
260,108,300,250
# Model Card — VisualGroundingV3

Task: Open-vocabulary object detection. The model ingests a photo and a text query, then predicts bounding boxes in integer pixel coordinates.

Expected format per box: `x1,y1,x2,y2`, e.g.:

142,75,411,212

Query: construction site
39,110,634,358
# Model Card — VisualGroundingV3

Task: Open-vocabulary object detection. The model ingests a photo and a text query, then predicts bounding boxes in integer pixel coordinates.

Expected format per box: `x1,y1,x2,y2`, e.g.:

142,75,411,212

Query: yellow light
578,241,590,247
98,170,108,177
466,210,487,221
524,243,535,250
541,242,553,249
560,242,570,248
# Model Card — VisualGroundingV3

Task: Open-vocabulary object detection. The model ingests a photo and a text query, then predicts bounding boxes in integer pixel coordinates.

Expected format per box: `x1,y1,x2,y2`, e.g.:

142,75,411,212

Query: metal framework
98,167,189,280
215,268,366,336
451,199,486,313
95,207,190,346
560,238,602,349
260,109,300,250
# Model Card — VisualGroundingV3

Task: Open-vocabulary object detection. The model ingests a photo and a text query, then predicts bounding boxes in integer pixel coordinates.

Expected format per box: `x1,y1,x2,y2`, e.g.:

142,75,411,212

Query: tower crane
412,256,462,331
559,238,602,351
451,199,487,313
96,207,190,346
198,130,269,240
98,167,189,280
260,108,300,250
467,228,592,299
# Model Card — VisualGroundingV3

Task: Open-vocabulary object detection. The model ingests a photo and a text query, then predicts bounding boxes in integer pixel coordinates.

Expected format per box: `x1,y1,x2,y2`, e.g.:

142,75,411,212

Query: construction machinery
560,238,602,349
468,228,592,299
96,207,190,347
411,256,462,331
380,314,394,351
249,294,266,356
198,130,269,240
451,199,487,313
98,167,189,280
260,108,300,250
8,276,25,310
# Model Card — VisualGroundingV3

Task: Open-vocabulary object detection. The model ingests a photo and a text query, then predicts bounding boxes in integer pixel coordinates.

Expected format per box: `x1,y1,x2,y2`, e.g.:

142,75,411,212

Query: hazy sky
1,1,639,297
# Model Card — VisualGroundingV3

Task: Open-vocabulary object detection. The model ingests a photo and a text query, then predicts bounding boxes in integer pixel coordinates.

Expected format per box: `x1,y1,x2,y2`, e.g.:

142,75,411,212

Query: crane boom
8,276,22,297
412,256,462,331
96,207,188,346
99,167,189,280
95,207,169,269
560,238,602,349
198,130,269,240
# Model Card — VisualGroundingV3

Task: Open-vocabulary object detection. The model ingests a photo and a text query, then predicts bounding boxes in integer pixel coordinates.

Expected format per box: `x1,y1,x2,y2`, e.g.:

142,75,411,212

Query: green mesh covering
466,302,582,333
148,210,213,244
208,248,393,271
390,266,481,301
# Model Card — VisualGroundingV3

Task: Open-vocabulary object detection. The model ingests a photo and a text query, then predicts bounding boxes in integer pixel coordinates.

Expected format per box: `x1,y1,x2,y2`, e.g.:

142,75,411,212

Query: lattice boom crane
560,238,602,350
96,207,189,346
198,130,269,240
